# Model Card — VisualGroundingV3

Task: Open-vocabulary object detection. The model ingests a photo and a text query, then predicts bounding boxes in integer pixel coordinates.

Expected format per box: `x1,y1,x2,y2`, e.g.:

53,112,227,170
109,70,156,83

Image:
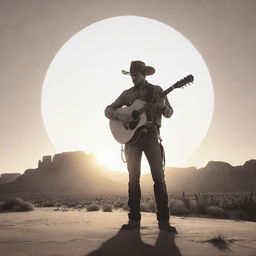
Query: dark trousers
124,126,169,222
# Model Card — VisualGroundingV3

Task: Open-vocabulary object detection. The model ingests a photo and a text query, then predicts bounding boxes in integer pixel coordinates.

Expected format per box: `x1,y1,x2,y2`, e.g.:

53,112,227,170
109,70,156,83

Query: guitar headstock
161,74,195,97
174,74,194,89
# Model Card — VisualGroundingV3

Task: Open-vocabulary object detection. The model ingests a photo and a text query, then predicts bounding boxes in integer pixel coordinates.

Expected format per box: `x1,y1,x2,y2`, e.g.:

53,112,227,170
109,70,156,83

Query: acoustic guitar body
109,99,147,144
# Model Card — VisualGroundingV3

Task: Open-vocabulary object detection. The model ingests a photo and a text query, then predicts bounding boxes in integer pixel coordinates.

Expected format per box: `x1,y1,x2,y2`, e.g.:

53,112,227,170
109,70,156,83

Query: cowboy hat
121,60,155,76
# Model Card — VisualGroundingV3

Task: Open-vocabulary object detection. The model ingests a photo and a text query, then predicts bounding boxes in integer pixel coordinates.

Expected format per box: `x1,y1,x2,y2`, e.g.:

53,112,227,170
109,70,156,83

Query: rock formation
0,173,21,184
0,151,125,194
168,160,256,192
38,155,52,170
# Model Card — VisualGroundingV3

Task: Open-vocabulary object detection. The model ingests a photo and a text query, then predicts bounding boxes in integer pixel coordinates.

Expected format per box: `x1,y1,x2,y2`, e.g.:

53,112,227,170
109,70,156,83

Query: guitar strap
158,135,166,172
146,83,166,171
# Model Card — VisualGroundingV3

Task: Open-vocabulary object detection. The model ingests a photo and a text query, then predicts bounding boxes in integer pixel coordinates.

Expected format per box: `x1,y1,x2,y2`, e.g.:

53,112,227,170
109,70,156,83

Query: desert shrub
102,203,113,212
86,203,100,211
205,206,227,218
140,202,150,212
203,233,228,248
182,197,191,210
224,192,256,221
169,199,189,215
0,198,34,212
114,200,125,209
226,209,245,220
122,203,129,211
195,199,211,214
181,192,192,210
75,204,84,209
189,200,198,213
146,199,156,213
41,202,56,207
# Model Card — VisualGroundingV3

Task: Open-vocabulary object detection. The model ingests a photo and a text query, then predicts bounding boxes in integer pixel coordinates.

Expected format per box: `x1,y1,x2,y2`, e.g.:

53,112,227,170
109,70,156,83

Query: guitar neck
137,74,193,115
138,85,175,114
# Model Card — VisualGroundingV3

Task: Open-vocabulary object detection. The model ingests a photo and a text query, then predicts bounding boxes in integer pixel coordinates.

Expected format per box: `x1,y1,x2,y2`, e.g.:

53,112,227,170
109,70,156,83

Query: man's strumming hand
116,112,133,123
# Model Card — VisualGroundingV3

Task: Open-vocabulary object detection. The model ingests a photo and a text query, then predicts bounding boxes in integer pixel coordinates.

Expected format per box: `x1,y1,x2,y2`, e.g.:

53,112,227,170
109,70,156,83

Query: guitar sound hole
132,110,140,120
129,118,140,130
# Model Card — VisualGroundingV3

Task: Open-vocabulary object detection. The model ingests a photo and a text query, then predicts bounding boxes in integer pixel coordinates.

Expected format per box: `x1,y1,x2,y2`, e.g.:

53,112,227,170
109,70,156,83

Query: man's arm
162,95,173,118
155,86,173,118
105,90,133,123
105,91,126,120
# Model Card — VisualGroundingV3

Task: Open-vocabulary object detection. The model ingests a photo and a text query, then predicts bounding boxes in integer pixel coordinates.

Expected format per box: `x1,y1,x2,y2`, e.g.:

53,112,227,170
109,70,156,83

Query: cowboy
105,60,176,233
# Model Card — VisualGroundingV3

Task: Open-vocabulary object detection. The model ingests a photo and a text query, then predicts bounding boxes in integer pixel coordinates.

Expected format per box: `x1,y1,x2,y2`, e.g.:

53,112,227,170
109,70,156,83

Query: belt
142,122,160,134
144,121,158,128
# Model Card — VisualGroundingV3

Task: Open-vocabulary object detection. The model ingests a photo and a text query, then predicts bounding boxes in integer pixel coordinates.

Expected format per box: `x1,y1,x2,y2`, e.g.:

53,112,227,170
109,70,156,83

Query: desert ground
0,207,256,256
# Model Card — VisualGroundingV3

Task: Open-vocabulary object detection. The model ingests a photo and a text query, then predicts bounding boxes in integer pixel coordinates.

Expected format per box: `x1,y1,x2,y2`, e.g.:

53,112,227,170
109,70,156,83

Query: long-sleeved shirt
104,81,173,127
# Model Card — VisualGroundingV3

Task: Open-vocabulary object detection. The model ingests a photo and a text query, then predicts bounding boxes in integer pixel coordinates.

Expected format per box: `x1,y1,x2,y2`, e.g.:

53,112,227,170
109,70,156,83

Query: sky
0,0,255,174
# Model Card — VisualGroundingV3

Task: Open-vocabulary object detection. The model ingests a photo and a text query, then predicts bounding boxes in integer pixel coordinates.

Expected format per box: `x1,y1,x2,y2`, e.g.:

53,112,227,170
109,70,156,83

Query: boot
121,219,140,230
158,221,177,233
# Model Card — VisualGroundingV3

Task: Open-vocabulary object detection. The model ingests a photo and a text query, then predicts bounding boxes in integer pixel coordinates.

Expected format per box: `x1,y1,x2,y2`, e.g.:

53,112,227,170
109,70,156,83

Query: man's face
131,71,146,86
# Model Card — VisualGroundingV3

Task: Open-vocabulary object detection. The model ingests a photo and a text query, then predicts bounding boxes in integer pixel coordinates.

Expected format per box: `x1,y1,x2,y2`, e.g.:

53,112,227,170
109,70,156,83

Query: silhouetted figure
105,61,176,232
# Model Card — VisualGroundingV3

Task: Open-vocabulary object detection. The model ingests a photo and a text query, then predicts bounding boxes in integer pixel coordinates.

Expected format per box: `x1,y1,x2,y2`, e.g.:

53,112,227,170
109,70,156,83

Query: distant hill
0,151,126,194
0,151,255,194
177,160,256,192
141,160,256,193
102,160,256,193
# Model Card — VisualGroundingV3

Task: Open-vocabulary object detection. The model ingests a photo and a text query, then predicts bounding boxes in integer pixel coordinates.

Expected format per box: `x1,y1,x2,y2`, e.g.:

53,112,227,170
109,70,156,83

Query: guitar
109,75,194,144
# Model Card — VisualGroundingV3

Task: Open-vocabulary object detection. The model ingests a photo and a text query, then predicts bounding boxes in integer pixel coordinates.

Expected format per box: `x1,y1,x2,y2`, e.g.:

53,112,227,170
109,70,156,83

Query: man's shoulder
122,86,135,95
118,88,131,96
147,82,163,92
125,86,134,92
118,88,128,97
117,88,132,103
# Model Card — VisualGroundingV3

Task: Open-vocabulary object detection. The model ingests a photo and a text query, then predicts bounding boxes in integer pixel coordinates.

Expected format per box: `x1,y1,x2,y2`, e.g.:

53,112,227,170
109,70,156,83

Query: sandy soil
0,207,255,256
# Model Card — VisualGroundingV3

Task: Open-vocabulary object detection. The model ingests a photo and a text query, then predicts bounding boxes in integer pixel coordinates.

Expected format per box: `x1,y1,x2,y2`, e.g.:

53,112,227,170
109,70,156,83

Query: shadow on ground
86,228,182,256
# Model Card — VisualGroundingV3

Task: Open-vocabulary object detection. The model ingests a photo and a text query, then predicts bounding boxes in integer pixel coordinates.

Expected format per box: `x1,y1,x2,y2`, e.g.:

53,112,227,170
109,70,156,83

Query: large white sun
42,16,213,174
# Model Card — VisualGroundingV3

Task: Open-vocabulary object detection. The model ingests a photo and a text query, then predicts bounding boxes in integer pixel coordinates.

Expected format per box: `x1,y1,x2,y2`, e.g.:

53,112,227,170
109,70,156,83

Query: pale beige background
0,0,255,173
